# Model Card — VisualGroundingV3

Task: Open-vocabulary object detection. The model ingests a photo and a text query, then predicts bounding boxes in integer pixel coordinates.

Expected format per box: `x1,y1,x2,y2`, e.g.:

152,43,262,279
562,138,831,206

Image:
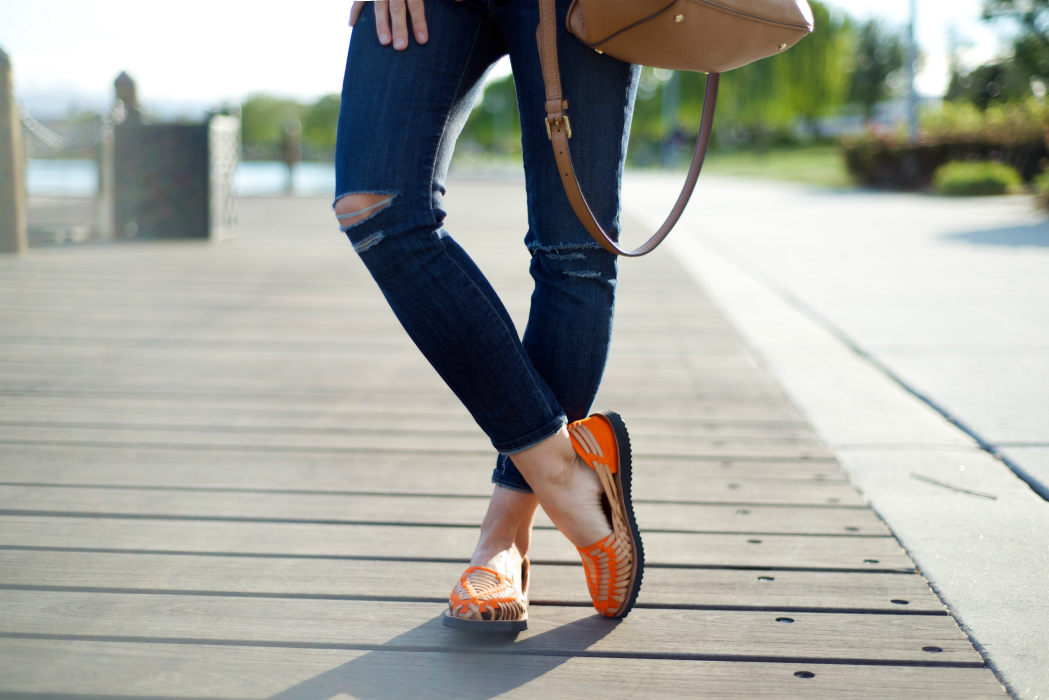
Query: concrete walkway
623,173,1048,699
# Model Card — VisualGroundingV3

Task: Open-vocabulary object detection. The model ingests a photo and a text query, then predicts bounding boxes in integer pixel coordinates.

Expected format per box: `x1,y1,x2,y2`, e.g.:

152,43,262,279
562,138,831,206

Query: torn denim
334,0,638,490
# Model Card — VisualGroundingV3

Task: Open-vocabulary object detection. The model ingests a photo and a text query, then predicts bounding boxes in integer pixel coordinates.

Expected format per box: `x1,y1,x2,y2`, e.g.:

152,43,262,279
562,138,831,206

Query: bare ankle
470,486,537,566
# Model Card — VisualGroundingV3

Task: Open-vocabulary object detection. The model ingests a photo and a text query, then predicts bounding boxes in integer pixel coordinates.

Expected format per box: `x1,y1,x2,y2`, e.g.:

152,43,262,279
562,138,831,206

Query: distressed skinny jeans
334,0,638,492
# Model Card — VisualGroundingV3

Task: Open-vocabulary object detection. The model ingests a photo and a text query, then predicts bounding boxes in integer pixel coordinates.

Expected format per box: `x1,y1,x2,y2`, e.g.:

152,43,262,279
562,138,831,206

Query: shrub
843,138,1047,190
920,100,1048,146
842,97,1049,190
1034,171,1049,208
933,161,1023,196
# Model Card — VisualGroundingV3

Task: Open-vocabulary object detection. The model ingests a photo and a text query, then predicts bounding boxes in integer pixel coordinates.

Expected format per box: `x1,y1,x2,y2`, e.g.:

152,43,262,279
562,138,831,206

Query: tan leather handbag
538,0,814,256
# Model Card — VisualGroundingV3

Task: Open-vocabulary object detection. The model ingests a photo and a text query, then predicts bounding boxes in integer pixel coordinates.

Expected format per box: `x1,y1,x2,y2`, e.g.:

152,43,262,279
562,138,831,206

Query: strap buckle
545,114,571,140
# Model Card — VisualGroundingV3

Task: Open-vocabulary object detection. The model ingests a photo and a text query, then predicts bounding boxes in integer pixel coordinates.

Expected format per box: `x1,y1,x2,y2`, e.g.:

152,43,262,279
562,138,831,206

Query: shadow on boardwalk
268,616,618,700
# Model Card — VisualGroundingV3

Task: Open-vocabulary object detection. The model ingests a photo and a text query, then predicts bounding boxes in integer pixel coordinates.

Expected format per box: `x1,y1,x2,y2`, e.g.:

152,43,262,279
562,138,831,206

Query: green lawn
698,145,852,187
449,144,854,188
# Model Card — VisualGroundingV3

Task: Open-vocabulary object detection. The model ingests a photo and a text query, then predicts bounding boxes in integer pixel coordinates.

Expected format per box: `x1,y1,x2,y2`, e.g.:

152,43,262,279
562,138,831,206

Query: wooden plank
1,387,807,423
0,641,1005,699
0,450,862,504
0,592,981,664
0,342,788,382
0,399,822,441
0,551,945,612
0,188,992,697
0,424,494,455
0,440,847,481
0,379,801,418
0,486,887,535
0,424,831,460
0,517,914,571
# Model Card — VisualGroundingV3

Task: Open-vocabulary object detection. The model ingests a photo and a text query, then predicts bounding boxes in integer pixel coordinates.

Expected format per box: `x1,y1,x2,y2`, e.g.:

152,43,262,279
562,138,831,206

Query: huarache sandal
568,411,644,618
442,556,530,632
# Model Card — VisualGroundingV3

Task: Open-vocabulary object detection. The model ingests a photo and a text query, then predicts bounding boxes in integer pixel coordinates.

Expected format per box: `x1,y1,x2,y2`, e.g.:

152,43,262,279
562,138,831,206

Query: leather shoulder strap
537,0,719,257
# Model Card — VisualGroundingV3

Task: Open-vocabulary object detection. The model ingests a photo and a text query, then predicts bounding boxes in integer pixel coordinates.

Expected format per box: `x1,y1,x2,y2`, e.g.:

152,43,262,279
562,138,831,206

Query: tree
240,95,304,159
302,95,341,153
942,1,1049,108
983,0,1049,46
982,0,1049,87
946,61,1028,108
847,20,905,120
699,1,852,141
457,76,521,154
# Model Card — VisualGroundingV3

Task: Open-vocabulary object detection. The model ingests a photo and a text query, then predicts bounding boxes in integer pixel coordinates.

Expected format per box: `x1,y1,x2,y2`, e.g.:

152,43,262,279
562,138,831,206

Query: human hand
350,0,460,51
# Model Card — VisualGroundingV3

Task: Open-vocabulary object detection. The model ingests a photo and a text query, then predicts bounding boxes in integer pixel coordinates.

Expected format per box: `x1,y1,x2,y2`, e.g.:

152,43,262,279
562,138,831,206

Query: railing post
112,71,141,238
95,121,115,239
281,118,301,194
0,47,28,255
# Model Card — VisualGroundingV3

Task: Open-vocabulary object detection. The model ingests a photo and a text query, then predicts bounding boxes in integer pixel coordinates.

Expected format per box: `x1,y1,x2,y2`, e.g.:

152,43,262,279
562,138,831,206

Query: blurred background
5,0,1049,248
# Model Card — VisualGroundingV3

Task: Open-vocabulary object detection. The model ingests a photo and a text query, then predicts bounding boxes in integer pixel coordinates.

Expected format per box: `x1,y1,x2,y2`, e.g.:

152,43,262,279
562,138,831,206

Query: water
233,162,335,197
25,160,336,197
27,159,98,196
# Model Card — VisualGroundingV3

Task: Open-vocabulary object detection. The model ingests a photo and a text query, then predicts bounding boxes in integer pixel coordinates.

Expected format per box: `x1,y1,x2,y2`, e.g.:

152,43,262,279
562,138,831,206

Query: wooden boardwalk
0,182,1007,698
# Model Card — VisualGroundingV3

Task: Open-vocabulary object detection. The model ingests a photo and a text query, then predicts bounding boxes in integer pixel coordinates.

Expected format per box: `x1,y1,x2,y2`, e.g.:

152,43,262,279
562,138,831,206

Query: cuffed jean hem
489,413,567,494
491,455,534,494
493,412,567,456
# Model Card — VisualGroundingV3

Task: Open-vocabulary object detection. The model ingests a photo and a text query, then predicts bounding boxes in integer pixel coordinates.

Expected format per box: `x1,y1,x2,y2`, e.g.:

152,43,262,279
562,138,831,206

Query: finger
406,0,428,45
349,1,366,26
388,0,410,50
374,0,392,45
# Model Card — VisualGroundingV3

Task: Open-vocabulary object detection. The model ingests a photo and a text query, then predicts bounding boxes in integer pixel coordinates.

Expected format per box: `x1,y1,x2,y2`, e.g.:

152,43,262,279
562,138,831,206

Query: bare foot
510,427,612,549
467,485,538,597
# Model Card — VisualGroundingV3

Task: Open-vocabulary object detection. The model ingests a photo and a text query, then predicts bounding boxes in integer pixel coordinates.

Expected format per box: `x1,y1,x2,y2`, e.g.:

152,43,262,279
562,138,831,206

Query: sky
0,0,1013,118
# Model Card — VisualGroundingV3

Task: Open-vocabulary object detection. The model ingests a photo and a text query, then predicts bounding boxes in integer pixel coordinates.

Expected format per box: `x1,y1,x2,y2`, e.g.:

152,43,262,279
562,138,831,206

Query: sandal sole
597,410,645,619
442,611,528,632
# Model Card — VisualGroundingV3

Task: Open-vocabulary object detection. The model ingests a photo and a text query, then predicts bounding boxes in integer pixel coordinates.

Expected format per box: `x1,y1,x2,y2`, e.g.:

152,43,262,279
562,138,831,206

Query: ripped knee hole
334,193,395,229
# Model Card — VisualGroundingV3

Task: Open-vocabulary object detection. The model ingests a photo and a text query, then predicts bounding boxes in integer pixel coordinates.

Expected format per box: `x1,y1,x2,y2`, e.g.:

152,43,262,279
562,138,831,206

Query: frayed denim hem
494,413,567,456
492,454,533,493
491,475,533,493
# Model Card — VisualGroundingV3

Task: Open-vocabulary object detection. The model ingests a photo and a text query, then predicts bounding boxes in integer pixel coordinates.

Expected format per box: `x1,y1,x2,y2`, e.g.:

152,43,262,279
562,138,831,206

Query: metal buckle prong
545,115,572,140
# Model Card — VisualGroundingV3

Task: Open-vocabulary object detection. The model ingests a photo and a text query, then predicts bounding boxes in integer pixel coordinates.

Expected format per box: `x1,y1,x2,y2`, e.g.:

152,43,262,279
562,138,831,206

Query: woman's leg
336,1,566,459
484,0,640,509
337,1,583,596
469,0,639,586
338,0,635,607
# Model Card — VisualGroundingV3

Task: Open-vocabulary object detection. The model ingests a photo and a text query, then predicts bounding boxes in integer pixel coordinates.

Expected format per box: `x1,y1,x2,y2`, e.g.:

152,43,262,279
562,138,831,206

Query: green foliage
241,95,304,155
715,2,851,132
847,20,905,119
302,95,341,151
1033,170,1049,207
845,98,1049,189
240,93,341,160
982,0,1049,44
624,0,854,160
946,62,1030,108
947,1,1049,108
919,97,1049,144
454,0,858,165
933,160,1023,195
457,76,521,154
701,145,850,186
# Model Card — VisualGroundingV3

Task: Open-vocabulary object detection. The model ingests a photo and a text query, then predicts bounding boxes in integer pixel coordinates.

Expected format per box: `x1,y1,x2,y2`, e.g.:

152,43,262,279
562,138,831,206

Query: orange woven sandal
442,556,530,632
568,411,644,618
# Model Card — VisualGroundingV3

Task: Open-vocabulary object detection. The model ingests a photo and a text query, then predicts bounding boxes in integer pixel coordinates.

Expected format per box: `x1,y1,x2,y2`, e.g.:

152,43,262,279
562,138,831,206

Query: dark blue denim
335,0,638,492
